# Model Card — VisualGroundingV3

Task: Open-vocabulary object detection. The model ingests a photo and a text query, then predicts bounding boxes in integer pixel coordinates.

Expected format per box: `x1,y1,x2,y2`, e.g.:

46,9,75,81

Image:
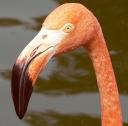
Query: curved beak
11,27,67,119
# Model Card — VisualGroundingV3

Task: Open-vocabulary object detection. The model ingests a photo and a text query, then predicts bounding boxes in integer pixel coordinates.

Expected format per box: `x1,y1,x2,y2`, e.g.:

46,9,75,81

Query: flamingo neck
85,32,122,126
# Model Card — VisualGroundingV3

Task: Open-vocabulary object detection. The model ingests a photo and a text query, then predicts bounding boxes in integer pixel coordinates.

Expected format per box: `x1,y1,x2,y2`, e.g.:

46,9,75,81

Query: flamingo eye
62,23,74,33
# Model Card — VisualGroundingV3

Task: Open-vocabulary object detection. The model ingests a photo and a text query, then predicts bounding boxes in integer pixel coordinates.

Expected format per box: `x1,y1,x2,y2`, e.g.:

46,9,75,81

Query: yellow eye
62,23,74,33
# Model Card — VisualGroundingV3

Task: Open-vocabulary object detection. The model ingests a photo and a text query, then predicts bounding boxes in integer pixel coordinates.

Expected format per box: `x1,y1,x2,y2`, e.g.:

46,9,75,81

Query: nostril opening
30,45,41,57
42,34,48,39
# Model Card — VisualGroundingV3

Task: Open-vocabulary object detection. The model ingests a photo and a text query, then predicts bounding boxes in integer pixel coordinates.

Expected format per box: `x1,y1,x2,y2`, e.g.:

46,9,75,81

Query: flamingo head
11,3,96,119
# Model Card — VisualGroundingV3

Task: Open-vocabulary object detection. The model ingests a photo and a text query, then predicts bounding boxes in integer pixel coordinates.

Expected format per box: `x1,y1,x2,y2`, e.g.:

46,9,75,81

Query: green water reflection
25,111,128,126
0,18,24,27
25,112,101,126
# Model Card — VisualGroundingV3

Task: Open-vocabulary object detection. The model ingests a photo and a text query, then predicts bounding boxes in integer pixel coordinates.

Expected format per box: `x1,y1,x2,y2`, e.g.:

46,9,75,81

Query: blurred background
0,0,128,125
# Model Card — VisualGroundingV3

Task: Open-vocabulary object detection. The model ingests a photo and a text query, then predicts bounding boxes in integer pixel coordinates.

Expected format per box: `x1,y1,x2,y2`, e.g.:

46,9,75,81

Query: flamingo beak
11,27,67,119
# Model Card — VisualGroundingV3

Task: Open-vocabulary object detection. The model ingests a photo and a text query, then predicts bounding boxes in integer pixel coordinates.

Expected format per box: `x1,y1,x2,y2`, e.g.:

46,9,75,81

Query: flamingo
11,3,123,126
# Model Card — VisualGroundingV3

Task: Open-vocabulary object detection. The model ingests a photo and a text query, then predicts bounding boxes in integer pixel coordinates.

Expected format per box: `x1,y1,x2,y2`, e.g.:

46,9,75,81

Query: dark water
0,0,128,125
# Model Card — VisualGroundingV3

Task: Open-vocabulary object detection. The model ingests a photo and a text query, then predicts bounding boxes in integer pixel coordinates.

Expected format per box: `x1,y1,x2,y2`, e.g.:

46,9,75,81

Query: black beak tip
11,63,33,120
17,112,25,120
15,102,28,120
